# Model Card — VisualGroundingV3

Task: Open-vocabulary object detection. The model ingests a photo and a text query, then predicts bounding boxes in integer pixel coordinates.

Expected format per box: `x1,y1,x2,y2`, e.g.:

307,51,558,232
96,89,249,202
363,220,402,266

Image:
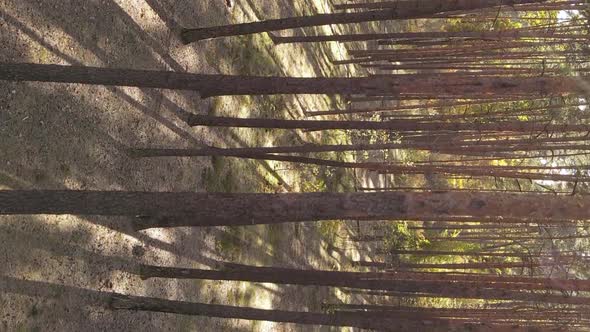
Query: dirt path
0,1,397,331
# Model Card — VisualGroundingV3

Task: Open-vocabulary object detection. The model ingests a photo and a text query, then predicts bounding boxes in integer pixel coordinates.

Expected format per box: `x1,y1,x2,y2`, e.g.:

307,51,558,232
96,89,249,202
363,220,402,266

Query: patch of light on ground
579,98,588,111
558,10,579,22
253,282,280,332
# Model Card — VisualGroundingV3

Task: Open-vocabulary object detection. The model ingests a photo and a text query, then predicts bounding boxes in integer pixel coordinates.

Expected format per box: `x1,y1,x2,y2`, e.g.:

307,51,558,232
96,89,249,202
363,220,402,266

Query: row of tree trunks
130,142,590,164
305,99,572,116
178,0,548,43
325,303,588,325
346,41,573,57
137,263,590,303
111,293,561,332
131,148,590,183
187,115,590,133
4,275,569,331
306,97,560,116
131,130,590,156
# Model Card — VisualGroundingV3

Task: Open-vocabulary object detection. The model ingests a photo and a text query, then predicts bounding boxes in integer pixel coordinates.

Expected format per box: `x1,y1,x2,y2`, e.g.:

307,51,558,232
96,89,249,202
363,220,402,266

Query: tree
0,63,586,98
111,293,557,331
137,263,590,304
0,190,588,229
187,115,590,134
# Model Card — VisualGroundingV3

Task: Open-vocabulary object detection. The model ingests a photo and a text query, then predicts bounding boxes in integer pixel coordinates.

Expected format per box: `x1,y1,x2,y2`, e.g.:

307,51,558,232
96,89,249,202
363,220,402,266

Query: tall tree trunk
111,293,405,330
1,190,587,229
131,133,590,158
356,260,542,270
138,264,590,303
187,115,590,133
386,249,532,258
335,0,573,11
347,41,570,57
111,293,559,331
271,30,587,44
0,63,585,98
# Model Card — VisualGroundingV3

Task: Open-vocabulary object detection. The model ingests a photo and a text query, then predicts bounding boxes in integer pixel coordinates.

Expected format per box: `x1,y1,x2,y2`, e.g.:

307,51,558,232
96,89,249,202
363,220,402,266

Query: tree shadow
0,8,207,151
0,275,256,332
0,0,382,330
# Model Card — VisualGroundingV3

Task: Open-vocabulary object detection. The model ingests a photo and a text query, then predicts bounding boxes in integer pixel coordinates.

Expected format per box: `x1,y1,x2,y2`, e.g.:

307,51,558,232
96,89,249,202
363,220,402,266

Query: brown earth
0,0,410,331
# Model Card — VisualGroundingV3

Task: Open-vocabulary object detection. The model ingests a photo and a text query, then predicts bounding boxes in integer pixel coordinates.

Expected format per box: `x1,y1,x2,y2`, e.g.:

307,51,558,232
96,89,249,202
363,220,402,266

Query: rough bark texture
0,63,585,98
1,190,589,229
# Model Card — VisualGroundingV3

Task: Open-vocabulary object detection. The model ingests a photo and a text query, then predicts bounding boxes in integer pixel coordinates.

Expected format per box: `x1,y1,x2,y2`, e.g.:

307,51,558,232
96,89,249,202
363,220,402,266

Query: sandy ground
0,0,395,331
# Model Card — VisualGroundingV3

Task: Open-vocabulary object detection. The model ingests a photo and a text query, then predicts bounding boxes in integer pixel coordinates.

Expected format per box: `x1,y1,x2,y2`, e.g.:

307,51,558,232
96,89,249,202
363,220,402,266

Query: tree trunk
111,293,560,331
187,115,590,133
1,190,588,229
387,250,532,257
0,63,585,98
271,30,587,44
356,260,542,270
131,134,590,158
335,0,572,11
137,264,590,304
110,293,402,330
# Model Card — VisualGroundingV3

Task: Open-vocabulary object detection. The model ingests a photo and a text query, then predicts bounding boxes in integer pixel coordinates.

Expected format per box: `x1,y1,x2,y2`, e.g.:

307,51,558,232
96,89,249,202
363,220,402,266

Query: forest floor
0,1,410,331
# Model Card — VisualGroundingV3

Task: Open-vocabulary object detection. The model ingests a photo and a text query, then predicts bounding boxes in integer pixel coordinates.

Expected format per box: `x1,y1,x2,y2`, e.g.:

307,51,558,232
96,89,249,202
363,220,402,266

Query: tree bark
110,293,398,330
335,0,572,10
111,293,560,331
271,30,588,44
1,190,589,229
187,115,590,133
137,264,590,304
0,63,585,98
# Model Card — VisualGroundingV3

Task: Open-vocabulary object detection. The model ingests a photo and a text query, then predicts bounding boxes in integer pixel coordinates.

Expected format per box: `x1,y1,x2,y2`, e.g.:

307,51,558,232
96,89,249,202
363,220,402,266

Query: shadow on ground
0,0,389,331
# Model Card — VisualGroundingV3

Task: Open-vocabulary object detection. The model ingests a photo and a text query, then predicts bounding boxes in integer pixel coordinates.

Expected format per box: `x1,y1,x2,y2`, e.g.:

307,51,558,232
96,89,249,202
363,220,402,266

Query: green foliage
317,220,342,244
445,17,521,33
521,10,558,25
425,238,481,253
383,222,429,251
299,164,355,193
